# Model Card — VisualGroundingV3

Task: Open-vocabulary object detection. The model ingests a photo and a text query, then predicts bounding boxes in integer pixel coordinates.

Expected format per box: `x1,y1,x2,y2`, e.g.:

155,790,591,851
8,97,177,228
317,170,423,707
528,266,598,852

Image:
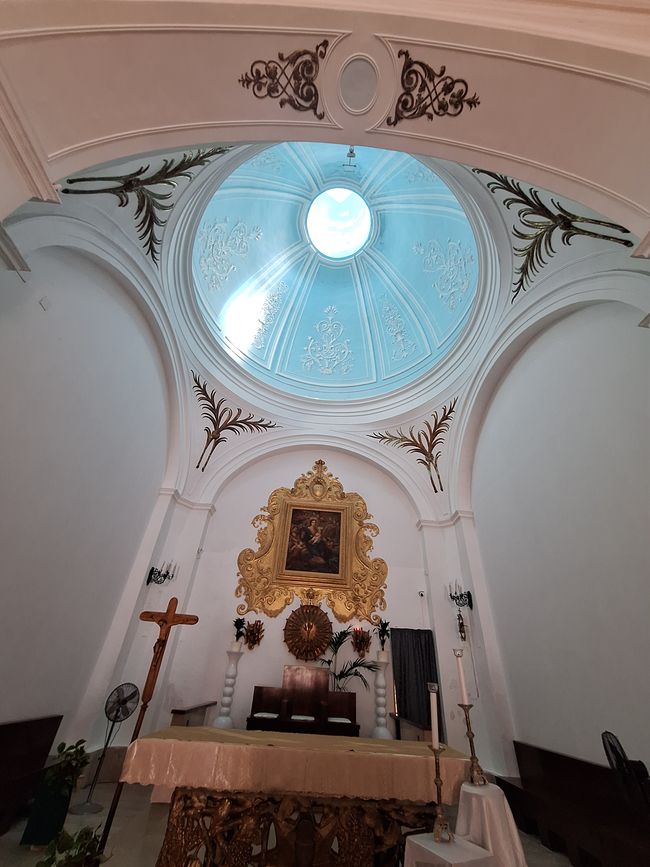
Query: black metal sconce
449,582,473,641
146,561,177,586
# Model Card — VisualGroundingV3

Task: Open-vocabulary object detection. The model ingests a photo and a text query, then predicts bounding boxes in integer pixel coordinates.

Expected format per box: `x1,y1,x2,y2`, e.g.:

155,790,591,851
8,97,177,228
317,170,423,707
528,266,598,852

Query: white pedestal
214,649,243,729
456,782,528,867
372,657,393,739
404,834,496,867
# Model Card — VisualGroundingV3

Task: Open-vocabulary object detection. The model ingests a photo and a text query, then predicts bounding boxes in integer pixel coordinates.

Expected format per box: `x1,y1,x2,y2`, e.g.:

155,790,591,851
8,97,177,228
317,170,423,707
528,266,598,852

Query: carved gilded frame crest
236,460,387,624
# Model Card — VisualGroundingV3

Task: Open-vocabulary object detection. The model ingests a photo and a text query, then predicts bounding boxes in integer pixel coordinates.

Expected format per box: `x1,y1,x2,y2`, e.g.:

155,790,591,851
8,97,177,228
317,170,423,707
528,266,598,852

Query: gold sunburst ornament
284,605,333,661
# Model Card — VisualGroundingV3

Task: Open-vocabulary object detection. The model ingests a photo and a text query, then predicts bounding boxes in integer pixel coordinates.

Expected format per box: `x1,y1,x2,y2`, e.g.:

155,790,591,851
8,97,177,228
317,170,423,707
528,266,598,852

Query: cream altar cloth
120,726,469,805
456,782,528,867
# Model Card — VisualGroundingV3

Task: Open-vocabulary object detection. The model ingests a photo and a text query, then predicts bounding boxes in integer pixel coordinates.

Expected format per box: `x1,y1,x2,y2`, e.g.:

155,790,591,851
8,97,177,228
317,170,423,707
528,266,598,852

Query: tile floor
0,783,571,866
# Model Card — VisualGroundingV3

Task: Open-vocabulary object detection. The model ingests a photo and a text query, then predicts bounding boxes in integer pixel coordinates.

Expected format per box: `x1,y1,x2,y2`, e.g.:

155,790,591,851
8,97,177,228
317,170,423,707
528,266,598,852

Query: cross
99,597,198,853
139,597,199,707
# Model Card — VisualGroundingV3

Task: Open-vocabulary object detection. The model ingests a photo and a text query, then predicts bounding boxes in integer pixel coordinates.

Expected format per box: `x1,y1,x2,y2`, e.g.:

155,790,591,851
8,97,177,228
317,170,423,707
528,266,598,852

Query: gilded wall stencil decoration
413,239,474,311
387,50,480,127
239,41,329,119
62,146,232,264
236,459,388,624
191,371,277,472
369,398,458,494
197,218,263,292
302,306,354,375
380,296,416,360
473,170,633,301
252,282,289,350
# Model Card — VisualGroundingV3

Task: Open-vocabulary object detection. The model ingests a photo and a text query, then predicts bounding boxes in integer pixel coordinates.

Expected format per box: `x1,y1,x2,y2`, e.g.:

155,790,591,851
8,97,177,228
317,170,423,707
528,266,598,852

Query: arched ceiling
191,143,478,400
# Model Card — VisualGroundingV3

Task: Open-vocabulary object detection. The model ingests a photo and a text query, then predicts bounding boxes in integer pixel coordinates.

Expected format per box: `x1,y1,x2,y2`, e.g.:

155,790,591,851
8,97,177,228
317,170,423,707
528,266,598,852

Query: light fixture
449,581,473,642
146,561,177,585
342,145,357,172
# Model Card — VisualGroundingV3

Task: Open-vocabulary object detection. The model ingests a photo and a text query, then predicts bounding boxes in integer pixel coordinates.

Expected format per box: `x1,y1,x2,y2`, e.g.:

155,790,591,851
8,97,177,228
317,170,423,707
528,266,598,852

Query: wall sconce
146,561,177,586
448,581,473,642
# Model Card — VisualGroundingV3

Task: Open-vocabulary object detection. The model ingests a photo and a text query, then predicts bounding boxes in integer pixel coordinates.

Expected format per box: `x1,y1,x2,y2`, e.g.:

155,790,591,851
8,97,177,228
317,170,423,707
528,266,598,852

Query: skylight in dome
306,188,371,259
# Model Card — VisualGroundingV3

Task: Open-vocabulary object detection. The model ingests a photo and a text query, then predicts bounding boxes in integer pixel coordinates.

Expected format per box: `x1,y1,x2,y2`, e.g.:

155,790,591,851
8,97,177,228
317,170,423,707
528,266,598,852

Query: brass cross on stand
99,597,198,853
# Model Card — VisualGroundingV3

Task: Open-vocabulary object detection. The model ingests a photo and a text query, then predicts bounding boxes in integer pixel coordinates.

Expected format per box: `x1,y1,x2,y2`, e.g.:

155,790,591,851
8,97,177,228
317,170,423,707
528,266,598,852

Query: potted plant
374,619,390,662
231,617,246,651
21,741,89,846
35,826,102,867
319,628,379,691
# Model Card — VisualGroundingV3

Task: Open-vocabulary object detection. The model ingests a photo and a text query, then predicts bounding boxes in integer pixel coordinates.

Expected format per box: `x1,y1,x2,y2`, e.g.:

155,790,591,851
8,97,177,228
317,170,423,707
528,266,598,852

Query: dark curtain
391,628,444,738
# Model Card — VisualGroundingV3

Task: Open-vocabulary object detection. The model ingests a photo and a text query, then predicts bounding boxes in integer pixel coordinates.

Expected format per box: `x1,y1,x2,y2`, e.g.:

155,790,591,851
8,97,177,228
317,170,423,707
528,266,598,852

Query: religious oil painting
284,508,342,575
236,459,388,623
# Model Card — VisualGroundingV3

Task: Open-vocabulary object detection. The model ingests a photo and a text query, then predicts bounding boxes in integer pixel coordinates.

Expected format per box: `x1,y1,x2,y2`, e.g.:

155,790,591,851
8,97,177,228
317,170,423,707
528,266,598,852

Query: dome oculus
306,188,371,259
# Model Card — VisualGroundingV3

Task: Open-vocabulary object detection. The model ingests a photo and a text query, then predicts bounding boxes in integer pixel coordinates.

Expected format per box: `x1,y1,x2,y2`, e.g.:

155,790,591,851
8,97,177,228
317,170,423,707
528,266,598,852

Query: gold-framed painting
236,459,388,623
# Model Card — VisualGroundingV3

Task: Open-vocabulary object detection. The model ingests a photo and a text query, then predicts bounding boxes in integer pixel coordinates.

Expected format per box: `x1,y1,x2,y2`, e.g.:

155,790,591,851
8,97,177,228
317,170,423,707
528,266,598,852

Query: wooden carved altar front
156,788,436,867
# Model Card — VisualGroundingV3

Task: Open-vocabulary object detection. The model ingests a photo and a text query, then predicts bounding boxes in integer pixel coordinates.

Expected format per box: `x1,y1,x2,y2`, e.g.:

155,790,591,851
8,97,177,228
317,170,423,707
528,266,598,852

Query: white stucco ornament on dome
192,142,479,402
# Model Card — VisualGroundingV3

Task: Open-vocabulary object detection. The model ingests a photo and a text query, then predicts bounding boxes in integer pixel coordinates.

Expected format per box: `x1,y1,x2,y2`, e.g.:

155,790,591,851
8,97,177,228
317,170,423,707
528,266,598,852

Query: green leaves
35,826,101,867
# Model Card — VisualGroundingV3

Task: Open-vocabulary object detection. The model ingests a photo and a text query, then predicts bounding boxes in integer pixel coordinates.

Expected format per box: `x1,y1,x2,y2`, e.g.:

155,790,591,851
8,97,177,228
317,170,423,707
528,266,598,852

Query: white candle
454,650,469,704
428,684,439,749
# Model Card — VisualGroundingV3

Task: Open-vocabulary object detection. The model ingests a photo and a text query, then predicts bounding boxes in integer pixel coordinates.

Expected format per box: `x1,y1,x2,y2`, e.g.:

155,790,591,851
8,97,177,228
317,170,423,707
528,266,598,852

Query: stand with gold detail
432,746,454,843
458,704,488,786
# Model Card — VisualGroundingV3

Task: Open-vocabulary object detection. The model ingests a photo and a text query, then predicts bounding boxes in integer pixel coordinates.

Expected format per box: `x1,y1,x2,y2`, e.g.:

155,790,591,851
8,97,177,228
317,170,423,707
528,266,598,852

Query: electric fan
69,682,140,814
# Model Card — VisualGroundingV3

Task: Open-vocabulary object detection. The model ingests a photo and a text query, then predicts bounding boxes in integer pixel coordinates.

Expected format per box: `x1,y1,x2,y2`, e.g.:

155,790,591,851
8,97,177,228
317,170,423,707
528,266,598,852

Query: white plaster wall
164,446,430,736
472,302,650,767
0,247,168,733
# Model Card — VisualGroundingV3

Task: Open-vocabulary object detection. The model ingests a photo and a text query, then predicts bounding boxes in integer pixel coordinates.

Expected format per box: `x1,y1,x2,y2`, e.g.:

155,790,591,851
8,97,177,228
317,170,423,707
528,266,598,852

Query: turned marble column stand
215,648,244,728
432,746,454,842
372,656,393,739
458,704,488,786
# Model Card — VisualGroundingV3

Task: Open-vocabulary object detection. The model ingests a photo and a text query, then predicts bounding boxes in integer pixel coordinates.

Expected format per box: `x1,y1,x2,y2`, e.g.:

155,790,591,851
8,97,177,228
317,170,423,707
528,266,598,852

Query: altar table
121,727,471,866
121,726,470,805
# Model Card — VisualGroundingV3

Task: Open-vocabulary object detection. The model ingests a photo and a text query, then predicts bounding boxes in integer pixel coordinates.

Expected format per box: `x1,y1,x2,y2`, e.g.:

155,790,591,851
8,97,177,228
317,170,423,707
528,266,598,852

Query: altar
121,726,470,866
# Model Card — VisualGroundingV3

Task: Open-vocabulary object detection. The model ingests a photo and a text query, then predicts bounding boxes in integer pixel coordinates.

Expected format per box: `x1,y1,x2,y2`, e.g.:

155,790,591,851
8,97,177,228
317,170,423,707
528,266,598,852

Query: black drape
391,628,444,738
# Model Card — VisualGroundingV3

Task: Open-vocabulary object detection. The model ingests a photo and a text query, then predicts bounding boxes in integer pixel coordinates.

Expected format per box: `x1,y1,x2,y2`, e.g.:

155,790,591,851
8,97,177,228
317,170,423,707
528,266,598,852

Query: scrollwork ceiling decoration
191,371,278,472
474,170,633,302
369,398,458,494
62,146,232,264
387,50,480,127
236,460,388,624
239,40,329,119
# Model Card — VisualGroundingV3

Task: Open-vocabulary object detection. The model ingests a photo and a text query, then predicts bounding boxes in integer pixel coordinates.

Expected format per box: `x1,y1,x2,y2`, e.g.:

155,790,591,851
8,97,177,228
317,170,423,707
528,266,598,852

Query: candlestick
427,683,439,750
453,648,469,704
431,746,454,842
458,703,488,786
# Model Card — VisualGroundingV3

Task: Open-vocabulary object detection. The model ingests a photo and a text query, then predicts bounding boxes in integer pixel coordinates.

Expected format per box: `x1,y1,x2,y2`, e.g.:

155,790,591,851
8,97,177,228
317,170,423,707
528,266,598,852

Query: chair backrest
282,665,329,716
326,691,356,724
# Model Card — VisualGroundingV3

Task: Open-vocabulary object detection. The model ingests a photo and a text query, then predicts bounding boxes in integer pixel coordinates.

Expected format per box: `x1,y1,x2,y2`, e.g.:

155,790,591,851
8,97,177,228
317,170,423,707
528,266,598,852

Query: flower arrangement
351,626,372,657
374,619,391,651
244,619,264,649
233,617,246,642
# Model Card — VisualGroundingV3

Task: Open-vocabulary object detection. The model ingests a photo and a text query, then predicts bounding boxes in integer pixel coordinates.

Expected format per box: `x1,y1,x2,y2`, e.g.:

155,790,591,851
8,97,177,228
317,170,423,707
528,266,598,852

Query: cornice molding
0,76,59,205
0,222,29,273
160,486,216,515
417,510,474,530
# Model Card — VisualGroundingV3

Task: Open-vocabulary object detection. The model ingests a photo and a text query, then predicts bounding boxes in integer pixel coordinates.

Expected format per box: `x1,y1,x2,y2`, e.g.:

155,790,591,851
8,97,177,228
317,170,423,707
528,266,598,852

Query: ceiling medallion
239,40,329,119
387,50,480,127
474,170,633,301
369,398,458,494
191,371,278,472
62,146,231,264
236,460,388,624
284,603,333,661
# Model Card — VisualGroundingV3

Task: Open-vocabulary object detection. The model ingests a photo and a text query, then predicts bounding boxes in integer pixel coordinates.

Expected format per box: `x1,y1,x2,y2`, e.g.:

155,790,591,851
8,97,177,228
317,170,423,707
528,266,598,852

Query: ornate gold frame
236,460,387,623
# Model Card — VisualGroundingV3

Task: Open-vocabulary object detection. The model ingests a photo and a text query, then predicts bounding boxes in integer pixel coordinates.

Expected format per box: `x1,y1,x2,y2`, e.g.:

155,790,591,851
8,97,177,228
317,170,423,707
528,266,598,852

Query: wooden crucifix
99,597,199,853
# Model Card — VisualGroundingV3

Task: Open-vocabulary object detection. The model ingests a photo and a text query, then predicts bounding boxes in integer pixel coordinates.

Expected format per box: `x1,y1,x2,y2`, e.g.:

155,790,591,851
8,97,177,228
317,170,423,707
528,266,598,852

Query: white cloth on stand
404,834,497,867
456,782,528,867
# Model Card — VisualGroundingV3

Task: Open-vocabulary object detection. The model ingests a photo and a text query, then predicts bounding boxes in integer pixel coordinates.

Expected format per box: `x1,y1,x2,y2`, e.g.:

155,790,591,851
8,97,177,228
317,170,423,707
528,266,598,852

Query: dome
192,142,479,401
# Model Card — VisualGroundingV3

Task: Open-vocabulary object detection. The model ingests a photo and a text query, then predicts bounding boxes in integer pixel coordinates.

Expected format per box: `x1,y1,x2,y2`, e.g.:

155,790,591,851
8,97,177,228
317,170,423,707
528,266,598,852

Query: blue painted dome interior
192,142,479,400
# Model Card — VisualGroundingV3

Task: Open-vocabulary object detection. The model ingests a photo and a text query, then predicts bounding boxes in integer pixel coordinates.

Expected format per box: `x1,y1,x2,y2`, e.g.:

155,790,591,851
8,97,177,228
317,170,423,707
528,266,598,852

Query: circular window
306,187,371,259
